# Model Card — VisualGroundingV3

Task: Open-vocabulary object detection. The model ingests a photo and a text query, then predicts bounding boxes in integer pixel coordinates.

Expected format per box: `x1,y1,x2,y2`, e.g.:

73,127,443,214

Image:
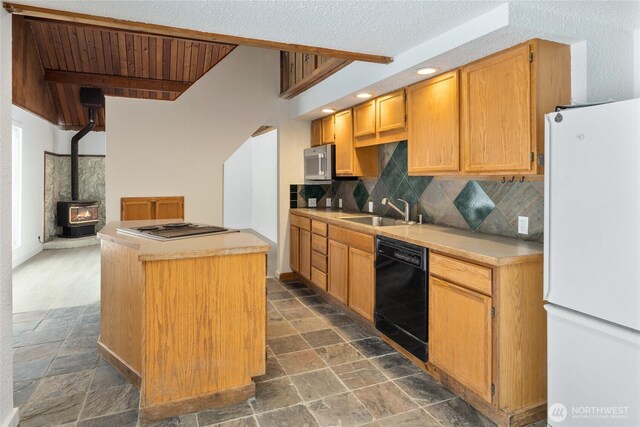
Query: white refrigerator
544,99,640,427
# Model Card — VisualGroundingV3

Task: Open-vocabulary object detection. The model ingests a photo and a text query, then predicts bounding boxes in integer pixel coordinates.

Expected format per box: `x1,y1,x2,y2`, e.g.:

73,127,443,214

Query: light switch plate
518,216,529,234
308,198,317,208
368,201,374,212
338,198,343,208
326,198,332,207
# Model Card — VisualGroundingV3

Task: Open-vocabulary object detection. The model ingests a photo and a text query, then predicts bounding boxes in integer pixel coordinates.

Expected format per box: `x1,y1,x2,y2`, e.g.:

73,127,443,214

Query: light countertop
98,220,271,262
291,208,543,266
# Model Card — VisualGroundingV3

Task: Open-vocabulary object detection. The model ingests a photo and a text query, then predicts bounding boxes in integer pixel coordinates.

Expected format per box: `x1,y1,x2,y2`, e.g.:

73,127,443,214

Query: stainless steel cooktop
117,222,239,241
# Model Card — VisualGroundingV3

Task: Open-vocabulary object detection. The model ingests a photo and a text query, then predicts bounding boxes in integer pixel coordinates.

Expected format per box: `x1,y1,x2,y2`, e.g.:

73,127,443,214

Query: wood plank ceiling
15,17,236,130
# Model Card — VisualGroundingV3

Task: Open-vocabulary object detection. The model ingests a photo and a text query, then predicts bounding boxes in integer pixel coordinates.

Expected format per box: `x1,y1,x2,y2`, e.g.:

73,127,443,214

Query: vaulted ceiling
12,15,236,130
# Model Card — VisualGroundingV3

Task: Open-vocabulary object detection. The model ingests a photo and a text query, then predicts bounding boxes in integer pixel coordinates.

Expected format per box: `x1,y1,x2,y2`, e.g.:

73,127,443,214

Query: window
12,124,22,250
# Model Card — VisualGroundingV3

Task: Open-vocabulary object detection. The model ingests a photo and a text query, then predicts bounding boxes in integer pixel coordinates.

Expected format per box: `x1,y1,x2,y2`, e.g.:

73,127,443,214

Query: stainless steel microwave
304,145,334,181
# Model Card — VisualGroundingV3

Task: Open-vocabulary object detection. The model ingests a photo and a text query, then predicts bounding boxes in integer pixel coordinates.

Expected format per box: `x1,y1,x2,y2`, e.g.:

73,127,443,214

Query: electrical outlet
368,201,374,213
518,216,529,234
308,198,317,208
339,198,343,208
326,198,332,207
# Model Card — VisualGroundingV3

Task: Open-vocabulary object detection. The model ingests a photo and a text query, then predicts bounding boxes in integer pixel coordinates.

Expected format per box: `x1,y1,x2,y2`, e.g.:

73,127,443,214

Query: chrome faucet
381,197,410,222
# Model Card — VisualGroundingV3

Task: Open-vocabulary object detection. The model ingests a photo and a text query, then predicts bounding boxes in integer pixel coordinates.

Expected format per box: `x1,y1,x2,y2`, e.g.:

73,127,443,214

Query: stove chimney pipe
71,87,104,201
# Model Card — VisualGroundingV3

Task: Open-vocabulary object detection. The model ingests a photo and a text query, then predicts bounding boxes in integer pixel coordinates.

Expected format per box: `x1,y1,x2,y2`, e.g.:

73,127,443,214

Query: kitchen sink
338,216,414,227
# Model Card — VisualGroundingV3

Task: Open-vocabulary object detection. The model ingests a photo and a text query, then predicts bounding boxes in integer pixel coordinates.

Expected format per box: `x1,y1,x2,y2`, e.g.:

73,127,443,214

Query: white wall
11,107,56,267
223,137,253,230
55,129,106,156
275,107,309,276
635,29,640,98
0,8,19,427
223,129,278,242
105,46,279,225
10,106,106,268
250,130,277,242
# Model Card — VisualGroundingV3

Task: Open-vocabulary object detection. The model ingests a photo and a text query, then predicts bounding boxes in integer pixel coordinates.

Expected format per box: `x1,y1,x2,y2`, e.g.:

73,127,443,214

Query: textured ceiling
9,1,505,56
9,1,638,57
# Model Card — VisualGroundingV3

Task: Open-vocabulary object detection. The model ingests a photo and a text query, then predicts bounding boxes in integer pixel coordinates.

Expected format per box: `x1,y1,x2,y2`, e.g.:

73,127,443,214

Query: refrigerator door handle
543,115,552,301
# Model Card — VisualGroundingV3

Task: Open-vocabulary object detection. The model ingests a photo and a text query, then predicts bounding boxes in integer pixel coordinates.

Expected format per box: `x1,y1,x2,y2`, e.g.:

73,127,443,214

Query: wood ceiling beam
43,70,191,93
4,2,394,64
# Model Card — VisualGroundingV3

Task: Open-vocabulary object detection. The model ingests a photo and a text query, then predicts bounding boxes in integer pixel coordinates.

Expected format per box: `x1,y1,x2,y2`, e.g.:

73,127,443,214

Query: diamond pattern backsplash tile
292,141,544,242
453,181,496,230
299,185,327,202
352,181,370,211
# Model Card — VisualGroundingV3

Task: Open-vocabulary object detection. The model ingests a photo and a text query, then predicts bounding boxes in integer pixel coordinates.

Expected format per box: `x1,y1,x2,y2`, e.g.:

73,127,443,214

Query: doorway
223,128,278,276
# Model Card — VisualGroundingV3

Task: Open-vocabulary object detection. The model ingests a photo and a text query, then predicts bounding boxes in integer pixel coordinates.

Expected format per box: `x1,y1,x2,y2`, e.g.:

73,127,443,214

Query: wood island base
97,221,269,423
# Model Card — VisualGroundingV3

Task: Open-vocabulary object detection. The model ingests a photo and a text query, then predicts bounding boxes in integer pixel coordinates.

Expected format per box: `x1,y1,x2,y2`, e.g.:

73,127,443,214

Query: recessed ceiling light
321,108,336,114
416,67,440,75
356,93,373,99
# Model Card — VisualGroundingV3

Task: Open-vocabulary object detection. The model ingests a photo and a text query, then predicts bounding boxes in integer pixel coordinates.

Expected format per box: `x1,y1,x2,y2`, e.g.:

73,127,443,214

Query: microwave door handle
318,153,323,175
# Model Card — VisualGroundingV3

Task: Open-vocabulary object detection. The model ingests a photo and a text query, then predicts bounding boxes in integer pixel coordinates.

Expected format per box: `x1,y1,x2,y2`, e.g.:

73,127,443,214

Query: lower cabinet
429,276,492,401
290,225,300,273
348,247,375,321
327,240,349,304
299,229,311,280
327,225,375,321
428,251,546,427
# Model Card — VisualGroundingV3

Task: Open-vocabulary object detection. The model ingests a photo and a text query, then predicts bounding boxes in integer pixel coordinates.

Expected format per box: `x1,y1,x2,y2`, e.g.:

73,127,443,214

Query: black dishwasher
374,236,429,361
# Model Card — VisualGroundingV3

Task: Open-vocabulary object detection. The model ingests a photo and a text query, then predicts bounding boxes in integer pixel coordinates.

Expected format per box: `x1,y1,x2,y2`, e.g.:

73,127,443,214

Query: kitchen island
97,220,270,423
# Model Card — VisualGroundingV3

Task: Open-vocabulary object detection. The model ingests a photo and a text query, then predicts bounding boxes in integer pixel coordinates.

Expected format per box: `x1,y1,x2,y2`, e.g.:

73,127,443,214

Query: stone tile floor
12,278,547,427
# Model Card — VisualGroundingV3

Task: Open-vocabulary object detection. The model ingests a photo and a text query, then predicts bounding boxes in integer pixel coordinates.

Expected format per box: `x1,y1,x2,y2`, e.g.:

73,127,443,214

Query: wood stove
56,87,104,238
57,200,99,238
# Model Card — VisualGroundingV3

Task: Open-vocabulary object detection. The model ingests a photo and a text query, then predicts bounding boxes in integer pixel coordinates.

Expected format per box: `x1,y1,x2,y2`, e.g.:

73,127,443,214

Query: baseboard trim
97,339,141,388
1,407,19,427
139,382,255,424
277,271,296,281
12,246,43,269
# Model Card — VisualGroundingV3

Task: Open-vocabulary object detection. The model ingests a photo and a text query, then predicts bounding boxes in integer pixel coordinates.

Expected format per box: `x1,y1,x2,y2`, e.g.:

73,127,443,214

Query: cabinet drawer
328,225,374,253
291,214,311,231
311,234,327,255
311,251,327,273
311,267,327,290
430,252,492,296
312,220,328,236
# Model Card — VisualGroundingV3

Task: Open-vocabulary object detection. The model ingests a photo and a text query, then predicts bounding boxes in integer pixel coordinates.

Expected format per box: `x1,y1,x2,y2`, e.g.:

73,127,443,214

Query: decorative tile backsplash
292,141,544,243
44,153,106,240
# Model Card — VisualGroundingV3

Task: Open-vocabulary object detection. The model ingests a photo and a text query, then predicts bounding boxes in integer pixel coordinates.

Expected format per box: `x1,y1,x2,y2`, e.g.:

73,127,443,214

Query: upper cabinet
460,39,570,175
335,109,378,177
321,115,336,145
353,100,376,138
354,89,408,147
310,118,322,147
376,90,406,133
307,39,570,177
407,70,460,175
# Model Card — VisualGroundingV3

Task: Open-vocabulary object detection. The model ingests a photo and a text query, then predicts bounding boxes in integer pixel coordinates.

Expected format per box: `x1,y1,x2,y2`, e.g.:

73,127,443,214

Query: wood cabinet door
290,225,300,273
121,199,154,220
429,276,493,402
461,44,532,174
407,71,460,175
328,240,349,304
321,115,335,144
353,100,376,137
376,89,406,133
310,119,322,147
334,109,354,176
299,229,312,280
155,198,184,220
348,247,375,322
